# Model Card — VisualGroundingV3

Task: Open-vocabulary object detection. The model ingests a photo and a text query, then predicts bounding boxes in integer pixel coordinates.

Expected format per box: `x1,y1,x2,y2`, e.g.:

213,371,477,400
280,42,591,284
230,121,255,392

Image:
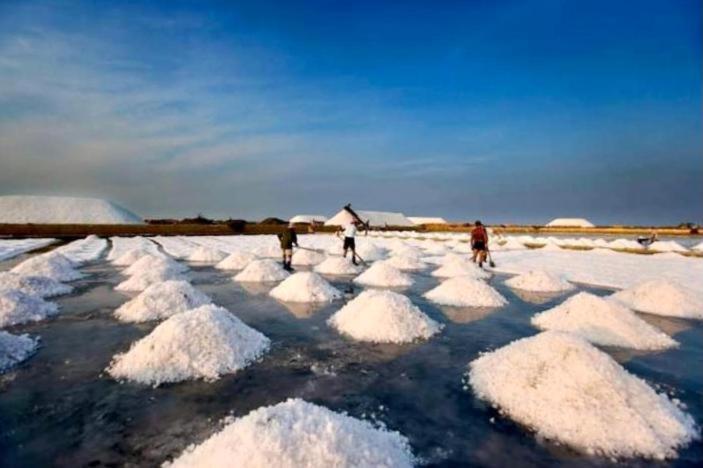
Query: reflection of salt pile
124,255,188,276
353,262,413,288
328,289,441,343
234,259,290,283
216,251,258,270
504,270,574,292
610,280,703,319
291,248,326,266
188,246,227,263
431,260,491,280
0,331,39,373
0,272,73,298
468,331,698,459
12,253,83,282
269,272,342,303
532,292,677,350
313,257,363,275
385,255,427,271
424,276,507,307
0,290,59,327
107,304,270,386
166,398,415,468
115,280,212,323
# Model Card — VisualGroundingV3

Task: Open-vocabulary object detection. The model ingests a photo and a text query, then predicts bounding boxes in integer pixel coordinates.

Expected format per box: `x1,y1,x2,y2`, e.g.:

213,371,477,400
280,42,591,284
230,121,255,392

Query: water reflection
438,305,500,324
508,288,571,305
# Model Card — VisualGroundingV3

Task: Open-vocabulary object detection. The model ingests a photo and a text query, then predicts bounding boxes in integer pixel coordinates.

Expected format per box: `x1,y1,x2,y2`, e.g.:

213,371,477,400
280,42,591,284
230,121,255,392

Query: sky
0,0,700,225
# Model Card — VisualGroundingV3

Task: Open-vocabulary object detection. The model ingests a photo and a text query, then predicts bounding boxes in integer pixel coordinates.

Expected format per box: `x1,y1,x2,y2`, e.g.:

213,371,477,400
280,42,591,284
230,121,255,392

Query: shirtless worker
470,220,489,268
278,222,299,271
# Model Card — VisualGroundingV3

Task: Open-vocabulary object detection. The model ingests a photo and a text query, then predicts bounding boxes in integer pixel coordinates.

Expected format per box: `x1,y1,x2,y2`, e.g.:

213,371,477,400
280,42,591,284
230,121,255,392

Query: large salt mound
0,195,142,224
0,331,39,373
504,270,574,293
107,304,270,385
114,280,212,323
328,289,442,343
269,272,342,303
385,255,428,271
610,280,703,319
313,257,363,275
188,246,228,263
0,272,73,298
468,331,698,459
112,248,159,266
0,290,59,327
234,259,290,283
424,276,507,308
353,262,413,288
355,243,387,261
165,398,415,468
12,253,83,282
291,248,326,266
216,251,258,270
532,292,677,350
115,268,185,292
124,255,188,276
431,261,491,280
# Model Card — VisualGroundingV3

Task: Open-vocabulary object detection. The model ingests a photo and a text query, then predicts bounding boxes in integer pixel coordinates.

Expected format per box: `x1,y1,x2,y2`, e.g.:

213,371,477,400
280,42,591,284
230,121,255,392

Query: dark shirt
279,228,298,249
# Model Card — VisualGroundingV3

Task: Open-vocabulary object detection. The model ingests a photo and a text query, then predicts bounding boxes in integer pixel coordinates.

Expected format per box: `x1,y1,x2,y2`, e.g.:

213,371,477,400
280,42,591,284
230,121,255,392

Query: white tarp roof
545,218,595,228
324,209,414,227
289,214,328,223
408,216,448,225
0,195,142,224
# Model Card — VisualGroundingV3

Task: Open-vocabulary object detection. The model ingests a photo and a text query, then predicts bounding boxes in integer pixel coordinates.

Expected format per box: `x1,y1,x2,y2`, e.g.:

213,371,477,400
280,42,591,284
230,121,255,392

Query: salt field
0,233,701,466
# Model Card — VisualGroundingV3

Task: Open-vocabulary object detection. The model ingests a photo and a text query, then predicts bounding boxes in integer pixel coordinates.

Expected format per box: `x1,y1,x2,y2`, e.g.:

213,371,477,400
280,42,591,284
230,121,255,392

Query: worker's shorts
472,241,487,251
343,237,356,250
282,248,293,256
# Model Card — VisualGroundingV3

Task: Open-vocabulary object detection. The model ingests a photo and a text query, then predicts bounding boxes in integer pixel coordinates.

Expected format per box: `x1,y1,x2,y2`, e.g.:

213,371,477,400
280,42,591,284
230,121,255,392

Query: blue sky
0,0,700,224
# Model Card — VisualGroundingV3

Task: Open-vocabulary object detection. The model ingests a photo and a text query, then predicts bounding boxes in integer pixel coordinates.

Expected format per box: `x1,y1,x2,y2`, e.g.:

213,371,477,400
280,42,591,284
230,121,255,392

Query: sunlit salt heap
188,246,228,263
353,262,413,288
234,259,290,283
215,251,258,270
115,280,212,323
468,331,698,459
431,260,491,280
355,243,387,261
0,290,59,327
0,331,39,373
108,304,270,386
0,271,73,298
291,248,326,266
124,254,188,276
313,257,363,275
12,253,83,282
610,280,703,319
115,266,185,292
532,292,677,350
504,270,574,292
112,248,161,266
328,289,442,343
385,255,427,271
424,276,507,308
269,272,342,303
165,398,415,468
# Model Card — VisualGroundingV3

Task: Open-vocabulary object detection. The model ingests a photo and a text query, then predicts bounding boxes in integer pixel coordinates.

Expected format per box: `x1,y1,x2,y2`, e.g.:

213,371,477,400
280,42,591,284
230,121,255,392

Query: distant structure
545,218,595,228
0,195,142,224
325,209,414,227
289,214,328,224
408,216,448,225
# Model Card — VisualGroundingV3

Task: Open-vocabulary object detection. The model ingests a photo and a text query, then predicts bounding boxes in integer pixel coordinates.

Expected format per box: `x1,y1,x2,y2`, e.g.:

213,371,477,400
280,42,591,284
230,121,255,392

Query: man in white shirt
341,221,358,265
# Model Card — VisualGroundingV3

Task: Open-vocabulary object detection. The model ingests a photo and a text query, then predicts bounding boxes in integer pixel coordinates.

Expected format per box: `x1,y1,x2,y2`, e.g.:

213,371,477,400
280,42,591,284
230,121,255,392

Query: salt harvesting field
0,232,702,467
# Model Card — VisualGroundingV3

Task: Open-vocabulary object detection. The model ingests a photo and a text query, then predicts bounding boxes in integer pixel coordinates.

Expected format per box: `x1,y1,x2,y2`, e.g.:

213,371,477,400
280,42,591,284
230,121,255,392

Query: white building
408,216,448,225
289,214,328,224
545,218,595,228
325,209,414,227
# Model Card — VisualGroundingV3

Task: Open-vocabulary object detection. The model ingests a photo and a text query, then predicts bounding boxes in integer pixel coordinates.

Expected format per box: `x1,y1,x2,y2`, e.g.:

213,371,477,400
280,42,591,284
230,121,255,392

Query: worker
471,220,489,267
340,220,359,265
278,222,298,271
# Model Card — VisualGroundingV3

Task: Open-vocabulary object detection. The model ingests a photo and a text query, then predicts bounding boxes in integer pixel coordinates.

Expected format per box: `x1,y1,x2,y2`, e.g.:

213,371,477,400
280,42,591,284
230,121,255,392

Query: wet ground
0,256,701,467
